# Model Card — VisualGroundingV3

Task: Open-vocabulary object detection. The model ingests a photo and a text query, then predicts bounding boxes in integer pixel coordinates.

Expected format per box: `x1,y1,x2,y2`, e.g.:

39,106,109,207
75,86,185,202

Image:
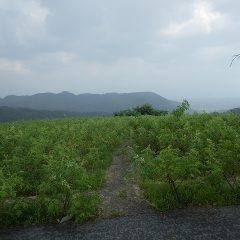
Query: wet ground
1,206,240,240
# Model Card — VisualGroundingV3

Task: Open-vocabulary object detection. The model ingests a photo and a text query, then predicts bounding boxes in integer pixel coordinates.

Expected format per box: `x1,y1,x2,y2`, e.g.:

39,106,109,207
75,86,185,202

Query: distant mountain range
0,92,179,122
0,92,179,113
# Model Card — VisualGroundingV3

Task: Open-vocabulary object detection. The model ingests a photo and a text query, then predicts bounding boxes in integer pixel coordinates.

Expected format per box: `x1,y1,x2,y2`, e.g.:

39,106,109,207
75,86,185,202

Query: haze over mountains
0,92,179,121
188,98,240,112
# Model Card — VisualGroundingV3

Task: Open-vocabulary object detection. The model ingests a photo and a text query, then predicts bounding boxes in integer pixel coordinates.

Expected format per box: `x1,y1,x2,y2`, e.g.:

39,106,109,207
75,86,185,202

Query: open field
1,109,240,226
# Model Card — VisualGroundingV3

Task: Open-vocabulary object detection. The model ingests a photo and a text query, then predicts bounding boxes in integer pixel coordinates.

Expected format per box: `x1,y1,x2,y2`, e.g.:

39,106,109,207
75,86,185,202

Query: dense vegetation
0,118,128,226
114,104,168,116
1,103,240,226
131,102,240,210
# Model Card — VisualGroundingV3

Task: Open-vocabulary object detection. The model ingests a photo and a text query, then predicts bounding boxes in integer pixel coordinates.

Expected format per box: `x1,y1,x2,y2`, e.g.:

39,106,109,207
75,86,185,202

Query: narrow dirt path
99,143,153,218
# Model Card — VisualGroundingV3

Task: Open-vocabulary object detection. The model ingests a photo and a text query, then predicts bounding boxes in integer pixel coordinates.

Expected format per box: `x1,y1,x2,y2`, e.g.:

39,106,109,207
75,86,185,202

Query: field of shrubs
131,103,240,210
1,102,240,226
0,117,128,226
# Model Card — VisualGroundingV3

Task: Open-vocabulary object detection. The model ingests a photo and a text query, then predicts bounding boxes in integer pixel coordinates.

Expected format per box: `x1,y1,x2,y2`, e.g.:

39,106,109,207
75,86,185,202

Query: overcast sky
0,0,240,99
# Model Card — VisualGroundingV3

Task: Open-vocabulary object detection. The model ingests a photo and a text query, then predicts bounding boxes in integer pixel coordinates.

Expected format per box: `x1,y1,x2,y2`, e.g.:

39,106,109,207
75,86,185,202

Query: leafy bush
114,104,168,116
131,102,240,210
0,117,128,226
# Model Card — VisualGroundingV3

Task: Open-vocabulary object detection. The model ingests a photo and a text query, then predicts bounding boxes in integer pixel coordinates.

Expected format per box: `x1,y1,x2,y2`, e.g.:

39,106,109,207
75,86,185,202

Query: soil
99,143,153,218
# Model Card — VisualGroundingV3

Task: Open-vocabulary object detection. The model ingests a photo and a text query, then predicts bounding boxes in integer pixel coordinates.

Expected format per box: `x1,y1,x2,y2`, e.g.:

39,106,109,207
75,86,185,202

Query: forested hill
0,92,179,113
230,108,240,114
0,106,108,122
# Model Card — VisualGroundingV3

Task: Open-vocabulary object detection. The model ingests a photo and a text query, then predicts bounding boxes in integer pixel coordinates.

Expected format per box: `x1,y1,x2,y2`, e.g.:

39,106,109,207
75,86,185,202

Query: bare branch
230,54,240,67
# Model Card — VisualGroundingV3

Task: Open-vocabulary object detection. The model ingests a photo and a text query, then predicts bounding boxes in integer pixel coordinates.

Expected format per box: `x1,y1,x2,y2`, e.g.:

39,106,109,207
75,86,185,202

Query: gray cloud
0,0,240,99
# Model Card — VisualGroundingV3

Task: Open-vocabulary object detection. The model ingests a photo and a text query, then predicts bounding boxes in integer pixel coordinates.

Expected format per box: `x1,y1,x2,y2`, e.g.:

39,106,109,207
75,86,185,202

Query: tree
172,100,190,118
114,104,168,116
230,54,240,67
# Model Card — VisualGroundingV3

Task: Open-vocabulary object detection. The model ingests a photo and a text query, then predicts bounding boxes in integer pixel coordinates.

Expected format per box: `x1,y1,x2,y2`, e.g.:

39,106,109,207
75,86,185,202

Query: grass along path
99,143,153,218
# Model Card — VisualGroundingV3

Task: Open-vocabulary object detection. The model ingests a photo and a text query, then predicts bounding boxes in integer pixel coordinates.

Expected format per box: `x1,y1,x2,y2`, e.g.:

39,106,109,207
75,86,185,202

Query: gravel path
1,206,240,240
99,143,152,218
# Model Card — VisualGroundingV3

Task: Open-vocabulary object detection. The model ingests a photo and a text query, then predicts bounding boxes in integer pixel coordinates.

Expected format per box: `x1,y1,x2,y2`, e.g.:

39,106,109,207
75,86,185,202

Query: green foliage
114,104,168,116
172,99,190,118
132,110,240,210
1,105,240,226
69,193,99,223
0,117,128,226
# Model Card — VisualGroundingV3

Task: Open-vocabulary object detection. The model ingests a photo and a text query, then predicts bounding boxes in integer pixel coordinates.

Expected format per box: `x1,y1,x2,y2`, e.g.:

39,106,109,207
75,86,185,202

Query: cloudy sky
0,0,240,99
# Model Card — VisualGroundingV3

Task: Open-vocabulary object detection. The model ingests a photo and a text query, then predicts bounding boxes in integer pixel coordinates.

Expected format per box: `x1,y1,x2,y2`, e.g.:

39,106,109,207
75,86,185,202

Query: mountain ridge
0,92,179,113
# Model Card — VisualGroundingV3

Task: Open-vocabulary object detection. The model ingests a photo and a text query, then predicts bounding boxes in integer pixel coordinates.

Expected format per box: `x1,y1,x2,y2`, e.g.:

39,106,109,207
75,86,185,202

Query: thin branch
230,54,240,67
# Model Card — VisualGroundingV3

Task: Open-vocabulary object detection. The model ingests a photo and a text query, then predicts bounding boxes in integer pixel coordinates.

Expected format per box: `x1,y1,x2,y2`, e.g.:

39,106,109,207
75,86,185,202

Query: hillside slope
0,92,179,113
230,108,240,114
0,106,107,122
